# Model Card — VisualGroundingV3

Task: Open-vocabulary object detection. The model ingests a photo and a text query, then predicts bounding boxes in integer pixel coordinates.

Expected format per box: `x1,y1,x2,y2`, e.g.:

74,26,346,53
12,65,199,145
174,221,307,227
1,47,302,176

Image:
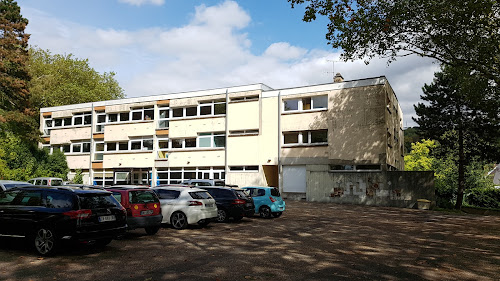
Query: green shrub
465,188,500,209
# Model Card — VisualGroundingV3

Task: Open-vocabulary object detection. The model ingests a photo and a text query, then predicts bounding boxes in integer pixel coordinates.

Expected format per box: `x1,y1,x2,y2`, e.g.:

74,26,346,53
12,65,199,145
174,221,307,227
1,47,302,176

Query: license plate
141,210,154,215
98,215,116,222
246,203,252,207
205,204,213,207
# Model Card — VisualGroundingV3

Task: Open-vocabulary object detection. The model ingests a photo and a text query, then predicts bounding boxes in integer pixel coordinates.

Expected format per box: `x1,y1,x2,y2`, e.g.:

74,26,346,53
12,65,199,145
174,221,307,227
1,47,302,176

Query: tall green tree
0,0,37,140
414,65,500,209
28,48,124,110
288,0,500,84
0,0,30,111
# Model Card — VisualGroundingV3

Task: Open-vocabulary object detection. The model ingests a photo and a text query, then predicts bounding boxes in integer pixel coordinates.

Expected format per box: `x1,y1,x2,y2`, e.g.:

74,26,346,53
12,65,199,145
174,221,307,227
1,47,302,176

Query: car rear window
234,190,249,199
46,192,74,209
205,188,235,199
271,188,280,197
155,189,180,199
189,191,212,199
79,194,121,209
51,180,63,186
129,190,159,203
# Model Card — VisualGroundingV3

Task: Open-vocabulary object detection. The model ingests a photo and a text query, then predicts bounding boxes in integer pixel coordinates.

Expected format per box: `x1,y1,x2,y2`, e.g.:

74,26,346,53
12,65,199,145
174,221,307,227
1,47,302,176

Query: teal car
242,187,285,218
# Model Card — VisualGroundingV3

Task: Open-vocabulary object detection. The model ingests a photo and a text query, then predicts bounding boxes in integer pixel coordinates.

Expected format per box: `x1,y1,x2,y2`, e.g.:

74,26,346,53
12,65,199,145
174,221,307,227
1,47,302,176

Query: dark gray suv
0,186,127,255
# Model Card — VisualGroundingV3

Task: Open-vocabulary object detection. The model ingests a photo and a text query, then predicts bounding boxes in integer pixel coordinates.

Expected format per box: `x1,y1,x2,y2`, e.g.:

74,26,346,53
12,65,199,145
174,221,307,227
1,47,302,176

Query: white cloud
117,0,164,6
22,1,437,127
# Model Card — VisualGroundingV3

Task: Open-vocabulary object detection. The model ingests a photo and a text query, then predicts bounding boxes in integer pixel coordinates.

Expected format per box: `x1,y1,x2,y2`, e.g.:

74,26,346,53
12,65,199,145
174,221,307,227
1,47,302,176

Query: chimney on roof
334,72,344,83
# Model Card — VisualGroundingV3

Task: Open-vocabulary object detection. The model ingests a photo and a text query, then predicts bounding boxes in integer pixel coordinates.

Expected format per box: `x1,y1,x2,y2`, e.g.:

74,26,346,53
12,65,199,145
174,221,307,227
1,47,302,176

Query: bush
465,188,500,209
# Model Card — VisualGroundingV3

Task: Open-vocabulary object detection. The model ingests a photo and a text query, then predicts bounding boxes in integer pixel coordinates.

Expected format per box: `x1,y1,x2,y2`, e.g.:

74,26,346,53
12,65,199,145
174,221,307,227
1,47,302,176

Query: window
107,142,117,151
282,130,328,146
329,164,381,171
229,166,259,172
119,142,128,151
198,132,225,148
185,138,196,148
230,95,259,102
104,139,154,152
185,107,197,117
120,112,130,122
72,143,81,153
131,140,141,150
54,118,62,127
63,144,71,153
158,107,169,129
170,100,226,119
156,167,225,185
95,142,105,152
283,95,328,112
108,113,118,123
83,143,91,153
229,130,259,136
63,117,72,126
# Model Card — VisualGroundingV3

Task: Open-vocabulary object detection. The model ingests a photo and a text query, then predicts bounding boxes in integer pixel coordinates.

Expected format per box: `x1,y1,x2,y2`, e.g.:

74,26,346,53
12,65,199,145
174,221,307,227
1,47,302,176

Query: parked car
241,187,286,218
0,180,33,192
198,187,254,222
28,177,64,186
152,186,217,229
106,186,162,235
0,186,127,255
182,179,226,187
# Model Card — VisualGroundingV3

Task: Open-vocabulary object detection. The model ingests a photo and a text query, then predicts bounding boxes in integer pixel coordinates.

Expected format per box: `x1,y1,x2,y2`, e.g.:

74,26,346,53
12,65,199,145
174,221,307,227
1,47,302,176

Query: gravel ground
0,201,499,281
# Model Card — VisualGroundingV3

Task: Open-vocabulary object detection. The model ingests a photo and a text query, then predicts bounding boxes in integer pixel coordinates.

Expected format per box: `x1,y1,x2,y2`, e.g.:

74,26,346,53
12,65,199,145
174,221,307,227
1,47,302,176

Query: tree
403,127,421,155
404,139,436,171
288,0,500,84
414,65,500,209
28,48,124,110
0,0,30,112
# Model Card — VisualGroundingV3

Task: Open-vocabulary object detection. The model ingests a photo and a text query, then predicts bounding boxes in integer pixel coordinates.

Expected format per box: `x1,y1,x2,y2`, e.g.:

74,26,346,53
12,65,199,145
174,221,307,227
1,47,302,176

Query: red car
106,186,163,235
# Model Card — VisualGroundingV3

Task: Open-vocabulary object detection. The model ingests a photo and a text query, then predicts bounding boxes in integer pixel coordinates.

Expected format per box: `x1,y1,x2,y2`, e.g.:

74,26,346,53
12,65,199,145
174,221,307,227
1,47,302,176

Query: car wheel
94,238,113,247
170,212,188,229
259,206,272,219
145,226,161,235
34,228,57,256
272,212,283,218
216,209,228,223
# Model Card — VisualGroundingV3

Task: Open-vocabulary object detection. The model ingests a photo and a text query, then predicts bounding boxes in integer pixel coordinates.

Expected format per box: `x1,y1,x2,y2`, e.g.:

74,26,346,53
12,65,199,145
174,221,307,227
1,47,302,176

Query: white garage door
283,166,306,193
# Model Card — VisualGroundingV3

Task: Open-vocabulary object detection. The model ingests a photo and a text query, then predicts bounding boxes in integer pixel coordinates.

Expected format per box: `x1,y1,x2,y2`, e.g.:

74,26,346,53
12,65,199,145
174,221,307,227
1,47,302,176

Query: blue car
242,187,285,218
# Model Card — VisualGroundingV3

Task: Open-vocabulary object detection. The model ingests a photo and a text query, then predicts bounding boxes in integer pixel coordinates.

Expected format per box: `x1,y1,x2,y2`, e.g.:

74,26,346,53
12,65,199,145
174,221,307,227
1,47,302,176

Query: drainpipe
278,91,282,192
89,102,94,185
224,89,229,183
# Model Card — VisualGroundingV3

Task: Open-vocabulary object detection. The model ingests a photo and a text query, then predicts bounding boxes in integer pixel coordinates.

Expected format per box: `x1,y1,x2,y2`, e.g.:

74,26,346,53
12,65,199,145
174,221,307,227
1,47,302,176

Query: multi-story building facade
39,74,404,198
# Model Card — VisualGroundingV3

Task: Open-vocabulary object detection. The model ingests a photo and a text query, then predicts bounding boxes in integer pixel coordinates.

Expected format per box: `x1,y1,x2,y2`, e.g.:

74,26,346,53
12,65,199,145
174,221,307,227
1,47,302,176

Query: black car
0,186,127,255
200,187,254,222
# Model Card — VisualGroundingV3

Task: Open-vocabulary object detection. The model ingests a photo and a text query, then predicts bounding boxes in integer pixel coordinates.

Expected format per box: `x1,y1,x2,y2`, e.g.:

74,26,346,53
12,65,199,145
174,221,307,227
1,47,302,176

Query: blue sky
18,0,438,126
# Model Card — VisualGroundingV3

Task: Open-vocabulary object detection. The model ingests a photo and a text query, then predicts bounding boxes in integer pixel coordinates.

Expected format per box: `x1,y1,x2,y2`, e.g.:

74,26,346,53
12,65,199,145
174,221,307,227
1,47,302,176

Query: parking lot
0,201,499,281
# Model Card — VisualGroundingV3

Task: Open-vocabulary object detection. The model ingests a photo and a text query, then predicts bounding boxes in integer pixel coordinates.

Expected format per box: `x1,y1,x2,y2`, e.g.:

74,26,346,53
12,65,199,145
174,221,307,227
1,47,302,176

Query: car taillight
63,209,92,219
232,199,246,205
189,201,203,206
270,197,276,203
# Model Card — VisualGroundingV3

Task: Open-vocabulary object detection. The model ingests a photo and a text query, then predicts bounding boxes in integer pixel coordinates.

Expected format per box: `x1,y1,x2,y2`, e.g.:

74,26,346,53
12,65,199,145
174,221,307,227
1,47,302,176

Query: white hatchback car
152,186,218,229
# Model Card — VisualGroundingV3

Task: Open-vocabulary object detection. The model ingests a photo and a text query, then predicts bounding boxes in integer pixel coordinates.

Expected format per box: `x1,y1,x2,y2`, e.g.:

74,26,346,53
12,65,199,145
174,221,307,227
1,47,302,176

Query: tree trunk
455,126,465,209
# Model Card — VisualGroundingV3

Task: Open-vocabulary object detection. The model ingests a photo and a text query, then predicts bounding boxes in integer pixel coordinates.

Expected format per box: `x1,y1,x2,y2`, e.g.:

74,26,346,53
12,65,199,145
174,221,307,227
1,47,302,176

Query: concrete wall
51,127,91,144
104,122,155,141
169,117,225,138
283,165,434,208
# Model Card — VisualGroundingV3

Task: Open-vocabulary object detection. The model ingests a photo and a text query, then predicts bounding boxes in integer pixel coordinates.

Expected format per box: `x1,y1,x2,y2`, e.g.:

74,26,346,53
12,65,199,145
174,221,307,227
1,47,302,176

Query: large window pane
173,108,183,117
120,112,129,122
84,115,92,125
214,136,225,147
214,103,226,115
74,116,83,125
143,139,153,150
108,114,118,122
96,143,105,152
284,132,299,144
144,109,154,120
54,119,62,127
312,95,328,109
97,115,106,123
132,111,142,120
83,143,91,153
72,144,81,153
200,105,212,115
311,130,328,143
159,120,169,128
131,141,141,150
186,107,197,117
119,142,128,150
159,109,169,118
158,140,169,149
185,138,196,148
63,117,72,126
284,99,299,111
107,142,117,151
172,139,182,148
199,137,211,148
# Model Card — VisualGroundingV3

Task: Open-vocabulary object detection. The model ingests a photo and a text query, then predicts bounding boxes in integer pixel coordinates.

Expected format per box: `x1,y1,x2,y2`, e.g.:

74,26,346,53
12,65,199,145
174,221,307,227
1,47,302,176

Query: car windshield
129,190,159,203
189,191,212,199
271,188,281,197
79,194,121,209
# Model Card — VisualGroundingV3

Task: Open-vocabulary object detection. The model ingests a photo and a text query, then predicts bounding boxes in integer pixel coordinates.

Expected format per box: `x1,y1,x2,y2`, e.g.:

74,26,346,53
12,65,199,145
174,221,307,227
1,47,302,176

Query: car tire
145,226,161,235
216,209,229,223
33,227,57,256
272,212,283,218
259,206,272,219
94,238,113,247
171,212,188,229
